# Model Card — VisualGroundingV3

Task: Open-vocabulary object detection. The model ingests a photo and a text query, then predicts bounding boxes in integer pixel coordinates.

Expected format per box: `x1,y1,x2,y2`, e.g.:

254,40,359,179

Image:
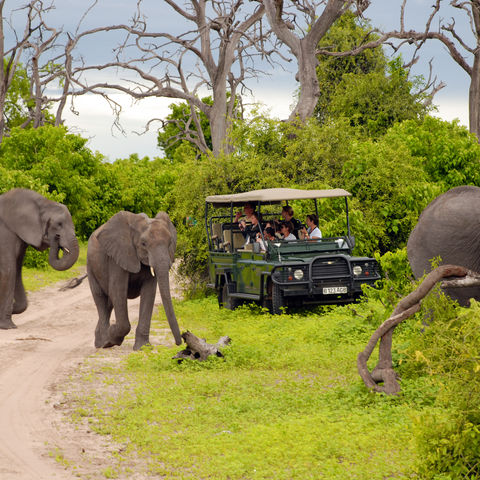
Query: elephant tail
59,273,88,291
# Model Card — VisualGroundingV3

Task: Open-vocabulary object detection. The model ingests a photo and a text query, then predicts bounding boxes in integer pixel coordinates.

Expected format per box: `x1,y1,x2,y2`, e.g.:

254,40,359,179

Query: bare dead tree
261,0,371,123
62,0,275,157
357,264,480,395
0,1,68,138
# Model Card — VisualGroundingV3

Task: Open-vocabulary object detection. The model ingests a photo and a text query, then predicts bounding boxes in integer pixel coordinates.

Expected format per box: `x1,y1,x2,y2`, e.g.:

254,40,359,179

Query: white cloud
432,96,469,128
63,94,173,161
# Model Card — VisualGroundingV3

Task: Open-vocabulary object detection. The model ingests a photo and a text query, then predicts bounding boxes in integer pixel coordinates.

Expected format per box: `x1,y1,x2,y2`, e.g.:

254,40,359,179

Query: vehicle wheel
222,283,240,310
271,282,285,315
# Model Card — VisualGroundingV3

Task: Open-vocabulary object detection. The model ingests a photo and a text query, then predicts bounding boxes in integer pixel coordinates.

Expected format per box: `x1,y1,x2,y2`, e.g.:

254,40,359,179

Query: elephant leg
0,261,17,329
133,276,156,351
104,269,131,348
12,246,28,314
87,269,113,348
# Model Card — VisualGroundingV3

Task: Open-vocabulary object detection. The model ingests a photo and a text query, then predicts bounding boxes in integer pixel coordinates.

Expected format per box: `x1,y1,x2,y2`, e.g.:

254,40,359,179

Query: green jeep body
205,188,380,313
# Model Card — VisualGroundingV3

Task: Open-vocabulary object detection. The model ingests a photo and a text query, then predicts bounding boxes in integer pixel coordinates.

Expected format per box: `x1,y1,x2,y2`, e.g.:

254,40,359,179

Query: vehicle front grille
312,257,349,279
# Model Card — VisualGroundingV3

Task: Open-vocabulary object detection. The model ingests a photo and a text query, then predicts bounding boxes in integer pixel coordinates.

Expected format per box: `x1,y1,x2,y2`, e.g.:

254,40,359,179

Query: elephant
0,188,80,329
87,210,183,350
407,185,480,306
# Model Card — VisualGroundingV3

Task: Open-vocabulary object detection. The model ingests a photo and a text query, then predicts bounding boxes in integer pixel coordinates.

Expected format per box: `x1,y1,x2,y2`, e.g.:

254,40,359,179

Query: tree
314,11,386,123
327,57,429,137
0,0,65,139
261,0,371,123
64,0,270,157
157,97,213,161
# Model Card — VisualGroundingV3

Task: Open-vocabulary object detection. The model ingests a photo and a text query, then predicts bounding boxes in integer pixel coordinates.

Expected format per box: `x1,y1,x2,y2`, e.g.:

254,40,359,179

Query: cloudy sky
28,0,472,161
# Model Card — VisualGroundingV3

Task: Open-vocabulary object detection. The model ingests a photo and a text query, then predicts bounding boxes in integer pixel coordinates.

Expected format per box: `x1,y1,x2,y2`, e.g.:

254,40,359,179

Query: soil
0,268,183,480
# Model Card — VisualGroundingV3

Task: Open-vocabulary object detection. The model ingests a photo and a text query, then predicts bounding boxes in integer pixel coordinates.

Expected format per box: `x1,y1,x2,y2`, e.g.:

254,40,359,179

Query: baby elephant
87,211,182,350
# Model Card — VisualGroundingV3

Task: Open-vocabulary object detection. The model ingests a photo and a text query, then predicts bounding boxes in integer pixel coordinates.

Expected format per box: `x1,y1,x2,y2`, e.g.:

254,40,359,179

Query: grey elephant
0,188,80,329
407,185,480,306
87,210,182,350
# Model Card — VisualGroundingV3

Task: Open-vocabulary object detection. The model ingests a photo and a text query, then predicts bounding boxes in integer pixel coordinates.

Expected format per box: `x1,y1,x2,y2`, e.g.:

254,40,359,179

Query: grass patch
22,242,87,292
73,297,431,479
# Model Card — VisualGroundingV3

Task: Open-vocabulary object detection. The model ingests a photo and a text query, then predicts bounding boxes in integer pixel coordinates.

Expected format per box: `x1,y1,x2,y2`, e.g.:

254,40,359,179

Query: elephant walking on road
407,185,480,306
0,188,80,329
87,210,183,350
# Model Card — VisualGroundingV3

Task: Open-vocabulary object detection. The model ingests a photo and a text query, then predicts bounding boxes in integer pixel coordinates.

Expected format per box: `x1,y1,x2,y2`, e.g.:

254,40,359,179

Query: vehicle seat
211,223,223,250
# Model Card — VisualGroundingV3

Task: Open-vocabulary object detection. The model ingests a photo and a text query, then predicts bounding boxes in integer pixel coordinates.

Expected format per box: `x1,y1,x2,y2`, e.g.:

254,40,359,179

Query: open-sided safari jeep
205,188,380,313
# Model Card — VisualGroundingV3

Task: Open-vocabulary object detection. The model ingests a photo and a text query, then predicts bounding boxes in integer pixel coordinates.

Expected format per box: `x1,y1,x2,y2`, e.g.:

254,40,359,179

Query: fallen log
173,331,231,362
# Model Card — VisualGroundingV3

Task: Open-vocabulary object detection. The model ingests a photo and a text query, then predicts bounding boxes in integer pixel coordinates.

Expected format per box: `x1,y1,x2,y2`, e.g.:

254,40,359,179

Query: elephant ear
96,211,143,273
0,189,43,248
155,211,177,264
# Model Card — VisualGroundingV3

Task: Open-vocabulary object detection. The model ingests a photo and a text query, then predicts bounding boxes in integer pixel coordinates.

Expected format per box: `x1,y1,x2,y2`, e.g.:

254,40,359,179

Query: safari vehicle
205,188,380,313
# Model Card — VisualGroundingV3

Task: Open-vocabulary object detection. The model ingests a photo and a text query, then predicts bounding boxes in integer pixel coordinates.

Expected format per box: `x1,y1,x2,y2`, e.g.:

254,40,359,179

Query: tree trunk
288,42,320,122
470,52,480,141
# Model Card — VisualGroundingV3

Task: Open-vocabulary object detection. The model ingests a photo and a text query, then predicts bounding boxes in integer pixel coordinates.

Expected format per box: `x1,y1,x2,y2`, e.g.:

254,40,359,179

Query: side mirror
347,235,355,249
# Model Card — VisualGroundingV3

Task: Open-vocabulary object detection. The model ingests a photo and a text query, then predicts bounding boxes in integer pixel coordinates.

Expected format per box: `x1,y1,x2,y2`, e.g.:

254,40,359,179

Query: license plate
323,286,348,295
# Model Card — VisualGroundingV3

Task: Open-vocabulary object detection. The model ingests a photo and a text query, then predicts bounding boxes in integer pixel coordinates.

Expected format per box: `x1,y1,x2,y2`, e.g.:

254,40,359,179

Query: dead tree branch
173,331,231,362
358,264,475,395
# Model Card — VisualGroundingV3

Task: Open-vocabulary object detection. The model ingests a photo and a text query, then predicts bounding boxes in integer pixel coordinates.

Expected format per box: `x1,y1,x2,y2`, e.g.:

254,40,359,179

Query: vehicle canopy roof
206,188,351,208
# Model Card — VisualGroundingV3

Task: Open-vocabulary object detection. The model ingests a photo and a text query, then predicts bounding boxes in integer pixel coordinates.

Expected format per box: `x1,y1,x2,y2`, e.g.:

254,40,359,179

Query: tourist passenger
256,226,276,251
280,205,302,238
280,221,296,241
301,214,322,240
243,211,262,244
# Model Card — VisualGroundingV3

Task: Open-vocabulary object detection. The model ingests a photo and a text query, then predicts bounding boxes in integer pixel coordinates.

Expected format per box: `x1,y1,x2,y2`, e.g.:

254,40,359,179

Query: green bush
401,295,480,478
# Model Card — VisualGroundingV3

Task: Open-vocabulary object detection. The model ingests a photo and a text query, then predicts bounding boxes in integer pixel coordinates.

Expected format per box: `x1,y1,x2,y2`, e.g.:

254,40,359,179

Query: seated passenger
235,202,256,226
241,211,261,244
301,214,322,240
280,221,296,241
280,205,302,238
256,226,276,251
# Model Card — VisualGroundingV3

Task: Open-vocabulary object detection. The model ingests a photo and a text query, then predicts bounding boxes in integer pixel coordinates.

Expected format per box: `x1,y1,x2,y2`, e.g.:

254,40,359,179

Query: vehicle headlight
353,265,363,276
293,269,304,280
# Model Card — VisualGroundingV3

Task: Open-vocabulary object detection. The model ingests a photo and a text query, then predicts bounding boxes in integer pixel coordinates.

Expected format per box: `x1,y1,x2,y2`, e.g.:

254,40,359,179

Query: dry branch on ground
357,264,480,395
173,331,231,362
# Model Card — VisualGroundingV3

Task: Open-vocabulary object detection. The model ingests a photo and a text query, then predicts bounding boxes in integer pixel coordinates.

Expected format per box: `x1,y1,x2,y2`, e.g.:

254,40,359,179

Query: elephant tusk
63,247,70,254
150,266,155,277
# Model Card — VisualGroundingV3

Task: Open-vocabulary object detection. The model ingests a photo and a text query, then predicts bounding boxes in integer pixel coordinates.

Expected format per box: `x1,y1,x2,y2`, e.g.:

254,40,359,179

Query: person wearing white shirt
301,214,322,240
280,221,297,241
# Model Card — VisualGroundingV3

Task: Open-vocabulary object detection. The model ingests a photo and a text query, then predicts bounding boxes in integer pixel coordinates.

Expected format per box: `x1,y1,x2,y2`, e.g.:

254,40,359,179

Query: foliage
342,133,442,252
315,14,429,137
315,12,387,123
0,127,181,240
106,154,177,216
0,126,107,238
157,97,213,161
399,295,480,478
384,116,480,189
3,60,31,131
329,58,429,138
2,59,55,132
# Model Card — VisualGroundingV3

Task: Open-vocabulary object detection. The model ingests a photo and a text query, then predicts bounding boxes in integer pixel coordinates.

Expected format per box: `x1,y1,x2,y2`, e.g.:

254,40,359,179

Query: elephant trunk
155,263,182,346
49,235,80,271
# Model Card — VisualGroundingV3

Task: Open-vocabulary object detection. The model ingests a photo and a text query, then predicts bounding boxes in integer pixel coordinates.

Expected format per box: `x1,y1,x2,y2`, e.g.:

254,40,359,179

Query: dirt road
0,271,178,480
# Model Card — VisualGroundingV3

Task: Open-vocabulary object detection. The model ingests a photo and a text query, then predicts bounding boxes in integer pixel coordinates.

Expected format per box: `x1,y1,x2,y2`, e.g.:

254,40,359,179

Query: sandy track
0,271,178,479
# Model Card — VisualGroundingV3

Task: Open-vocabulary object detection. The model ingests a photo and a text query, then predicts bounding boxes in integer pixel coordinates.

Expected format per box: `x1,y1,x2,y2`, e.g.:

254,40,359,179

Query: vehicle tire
222,283,240,310
271,282,285,315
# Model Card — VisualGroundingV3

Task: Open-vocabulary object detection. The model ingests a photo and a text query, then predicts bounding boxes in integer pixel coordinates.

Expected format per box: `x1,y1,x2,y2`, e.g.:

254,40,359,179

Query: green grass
22,242,87,291
70,298,431,479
